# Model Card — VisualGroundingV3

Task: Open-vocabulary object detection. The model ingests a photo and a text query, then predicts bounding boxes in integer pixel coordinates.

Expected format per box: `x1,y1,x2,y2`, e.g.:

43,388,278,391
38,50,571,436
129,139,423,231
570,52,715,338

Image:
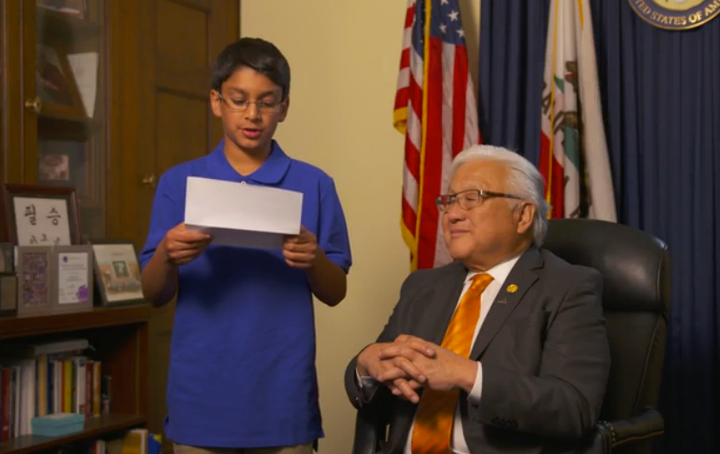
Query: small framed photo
16,246,55,318
38,137,102,208
36,44,86,120
51,245,93,314
38,152,70,182
0,184,82,246
90,240,145,307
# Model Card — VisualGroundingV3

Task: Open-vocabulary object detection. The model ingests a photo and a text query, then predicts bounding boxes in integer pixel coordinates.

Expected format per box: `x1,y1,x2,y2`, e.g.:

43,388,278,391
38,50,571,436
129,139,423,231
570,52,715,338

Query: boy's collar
213,139,291,184
246,140,291,184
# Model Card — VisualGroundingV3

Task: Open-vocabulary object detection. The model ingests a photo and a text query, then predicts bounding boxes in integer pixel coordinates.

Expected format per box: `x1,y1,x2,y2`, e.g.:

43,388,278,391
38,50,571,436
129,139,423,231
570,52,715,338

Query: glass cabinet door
0,5,4,182
34,0,107,240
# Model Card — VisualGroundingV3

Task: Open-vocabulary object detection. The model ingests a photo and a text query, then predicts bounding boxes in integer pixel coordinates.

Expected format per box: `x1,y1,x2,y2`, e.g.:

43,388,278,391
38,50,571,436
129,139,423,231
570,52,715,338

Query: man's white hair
451,144,550,246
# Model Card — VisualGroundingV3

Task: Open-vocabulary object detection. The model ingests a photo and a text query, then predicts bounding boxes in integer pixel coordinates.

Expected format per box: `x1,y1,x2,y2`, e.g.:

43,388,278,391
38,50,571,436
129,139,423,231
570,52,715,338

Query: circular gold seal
506,284,518,294
628,0,720,30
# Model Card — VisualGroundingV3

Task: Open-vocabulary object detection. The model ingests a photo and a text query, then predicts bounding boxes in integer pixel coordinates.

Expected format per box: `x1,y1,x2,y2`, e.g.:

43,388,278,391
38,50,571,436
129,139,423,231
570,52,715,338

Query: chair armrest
599,408,664,448
352,406,383,454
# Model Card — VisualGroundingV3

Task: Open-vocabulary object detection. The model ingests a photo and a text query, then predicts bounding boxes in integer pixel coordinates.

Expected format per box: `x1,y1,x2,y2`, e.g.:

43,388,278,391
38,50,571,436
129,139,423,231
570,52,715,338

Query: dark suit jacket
344,247,611,454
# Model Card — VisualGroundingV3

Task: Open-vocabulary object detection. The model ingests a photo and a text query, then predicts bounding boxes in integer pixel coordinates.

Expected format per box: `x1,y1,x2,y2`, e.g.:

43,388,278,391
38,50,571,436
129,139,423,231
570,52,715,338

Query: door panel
156,93,210,173
156,0,209,66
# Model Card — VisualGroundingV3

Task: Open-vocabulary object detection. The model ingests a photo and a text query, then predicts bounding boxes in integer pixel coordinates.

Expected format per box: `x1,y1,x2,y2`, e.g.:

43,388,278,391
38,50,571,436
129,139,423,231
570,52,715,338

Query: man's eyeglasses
436,189,522,212
216,93,284,115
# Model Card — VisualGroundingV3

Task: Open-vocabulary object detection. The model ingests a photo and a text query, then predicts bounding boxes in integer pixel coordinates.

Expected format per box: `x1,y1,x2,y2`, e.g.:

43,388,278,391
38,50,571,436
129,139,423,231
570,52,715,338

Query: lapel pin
506,284,518,294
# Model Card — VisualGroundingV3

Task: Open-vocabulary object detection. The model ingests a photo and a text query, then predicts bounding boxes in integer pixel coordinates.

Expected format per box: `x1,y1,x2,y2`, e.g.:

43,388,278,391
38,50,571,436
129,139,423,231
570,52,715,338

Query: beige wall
241,1,481,452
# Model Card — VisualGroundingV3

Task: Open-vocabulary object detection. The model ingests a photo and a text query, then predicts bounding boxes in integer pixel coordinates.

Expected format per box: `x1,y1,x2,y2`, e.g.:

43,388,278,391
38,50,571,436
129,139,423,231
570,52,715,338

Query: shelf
38,116,103,139
0,305,151,340
37,9,102,41
0,414,146,454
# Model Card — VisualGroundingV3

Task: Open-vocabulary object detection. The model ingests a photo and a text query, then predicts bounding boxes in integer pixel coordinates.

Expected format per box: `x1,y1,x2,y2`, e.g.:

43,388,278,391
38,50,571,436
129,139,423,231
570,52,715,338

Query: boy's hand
163,223,212,265
283,226,318,269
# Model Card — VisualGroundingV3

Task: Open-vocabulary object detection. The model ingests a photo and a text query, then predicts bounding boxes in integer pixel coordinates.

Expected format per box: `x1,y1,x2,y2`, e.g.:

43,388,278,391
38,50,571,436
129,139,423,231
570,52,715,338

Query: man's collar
462,245,543,281
465,251,524,284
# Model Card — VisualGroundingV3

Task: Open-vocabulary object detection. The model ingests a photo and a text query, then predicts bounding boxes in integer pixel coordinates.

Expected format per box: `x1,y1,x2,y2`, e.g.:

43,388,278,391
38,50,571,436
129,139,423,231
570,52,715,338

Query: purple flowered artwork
21,253,48,307
77,284,88,302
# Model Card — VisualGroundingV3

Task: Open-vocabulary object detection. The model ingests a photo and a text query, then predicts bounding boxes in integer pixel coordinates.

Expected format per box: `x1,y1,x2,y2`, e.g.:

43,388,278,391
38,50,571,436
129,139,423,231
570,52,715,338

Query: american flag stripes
394,0,479,271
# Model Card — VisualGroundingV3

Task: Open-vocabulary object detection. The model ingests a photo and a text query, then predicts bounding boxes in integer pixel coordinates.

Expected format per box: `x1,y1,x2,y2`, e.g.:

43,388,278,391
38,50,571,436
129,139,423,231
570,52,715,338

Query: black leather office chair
351,219,670,454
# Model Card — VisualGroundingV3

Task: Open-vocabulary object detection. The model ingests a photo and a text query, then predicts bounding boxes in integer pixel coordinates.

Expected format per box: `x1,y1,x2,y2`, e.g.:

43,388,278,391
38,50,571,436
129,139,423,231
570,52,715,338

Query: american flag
394,0,479,271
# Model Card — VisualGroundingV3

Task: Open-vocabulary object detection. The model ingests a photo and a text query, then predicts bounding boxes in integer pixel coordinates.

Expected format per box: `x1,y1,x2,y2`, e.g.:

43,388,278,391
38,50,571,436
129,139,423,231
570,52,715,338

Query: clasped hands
357,335,478,404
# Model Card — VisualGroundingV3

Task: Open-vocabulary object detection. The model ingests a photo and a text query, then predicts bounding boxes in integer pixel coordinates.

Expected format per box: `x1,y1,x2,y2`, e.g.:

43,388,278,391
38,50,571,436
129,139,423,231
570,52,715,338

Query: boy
139,38,352,454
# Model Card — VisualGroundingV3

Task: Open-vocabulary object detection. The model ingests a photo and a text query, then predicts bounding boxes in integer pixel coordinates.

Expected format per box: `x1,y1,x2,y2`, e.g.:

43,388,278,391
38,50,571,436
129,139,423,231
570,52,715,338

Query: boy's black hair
211,37,291,100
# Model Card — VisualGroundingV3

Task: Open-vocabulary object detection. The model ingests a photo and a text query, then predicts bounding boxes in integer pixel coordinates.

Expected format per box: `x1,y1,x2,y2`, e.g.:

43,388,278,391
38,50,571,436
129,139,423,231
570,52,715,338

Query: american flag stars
431,1,465,45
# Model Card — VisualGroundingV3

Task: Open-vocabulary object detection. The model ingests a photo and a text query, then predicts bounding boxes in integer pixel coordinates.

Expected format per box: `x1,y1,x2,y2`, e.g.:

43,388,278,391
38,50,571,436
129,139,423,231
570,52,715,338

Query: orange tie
410,273,494,454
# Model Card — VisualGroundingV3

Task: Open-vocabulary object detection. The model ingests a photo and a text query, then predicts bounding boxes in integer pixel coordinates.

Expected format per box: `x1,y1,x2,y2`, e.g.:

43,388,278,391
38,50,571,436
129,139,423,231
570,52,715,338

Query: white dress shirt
357,255,521,454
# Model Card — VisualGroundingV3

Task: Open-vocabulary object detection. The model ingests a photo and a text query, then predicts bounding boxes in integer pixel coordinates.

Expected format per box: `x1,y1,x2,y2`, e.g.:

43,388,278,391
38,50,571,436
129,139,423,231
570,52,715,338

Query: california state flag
539,0,617,221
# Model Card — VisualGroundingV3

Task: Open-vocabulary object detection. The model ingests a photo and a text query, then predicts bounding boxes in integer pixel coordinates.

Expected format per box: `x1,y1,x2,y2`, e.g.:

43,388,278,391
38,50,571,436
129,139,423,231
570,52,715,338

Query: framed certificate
51,245,93,314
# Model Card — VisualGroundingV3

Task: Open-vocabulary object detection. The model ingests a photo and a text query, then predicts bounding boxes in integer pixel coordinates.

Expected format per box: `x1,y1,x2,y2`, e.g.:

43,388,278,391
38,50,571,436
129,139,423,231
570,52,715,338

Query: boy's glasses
217,93,284,115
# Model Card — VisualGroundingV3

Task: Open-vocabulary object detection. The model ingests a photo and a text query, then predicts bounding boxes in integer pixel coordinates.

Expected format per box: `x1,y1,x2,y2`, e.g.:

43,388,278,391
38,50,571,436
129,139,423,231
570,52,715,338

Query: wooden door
108,0,238,438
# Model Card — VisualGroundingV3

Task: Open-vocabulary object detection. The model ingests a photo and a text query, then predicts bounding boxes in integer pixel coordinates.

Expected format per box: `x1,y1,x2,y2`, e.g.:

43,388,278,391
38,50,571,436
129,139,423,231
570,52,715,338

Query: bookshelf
0,1,151,448
0,306,150,452
0,414,146,454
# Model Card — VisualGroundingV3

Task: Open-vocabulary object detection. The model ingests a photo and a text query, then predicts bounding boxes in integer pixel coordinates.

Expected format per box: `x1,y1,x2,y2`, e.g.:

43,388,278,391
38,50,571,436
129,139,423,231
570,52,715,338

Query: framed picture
0,273,17,315
36,44,86,120
37,0,87,19
90,239,145,307
51,245,93,314
16,246,55,318
37,136,103,207
0,184,82,246
0,243,14,272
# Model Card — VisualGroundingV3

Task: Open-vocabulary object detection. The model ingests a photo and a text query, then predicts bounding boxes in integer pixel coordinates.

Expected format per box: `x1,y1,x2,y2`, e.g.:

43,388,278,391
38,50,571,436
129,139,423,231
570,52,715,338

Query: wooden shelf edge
0,305,152,340
38,116,103,137
0,414,146,454
37,9,102,36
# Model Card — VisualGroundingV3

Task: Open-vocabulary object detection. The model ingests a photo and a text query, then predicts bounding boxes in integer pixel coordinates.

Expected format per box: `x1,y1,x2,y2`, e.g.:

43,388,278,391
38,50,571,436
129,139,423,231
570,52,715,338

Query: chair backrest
542,219,670,422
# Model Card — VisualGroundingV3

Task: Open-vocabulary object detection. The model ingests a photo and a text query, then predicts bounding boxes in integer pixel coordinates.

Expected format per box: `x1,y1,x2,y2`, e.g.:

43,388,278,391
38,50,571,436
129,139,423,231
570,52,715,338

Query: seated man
345,145,611,454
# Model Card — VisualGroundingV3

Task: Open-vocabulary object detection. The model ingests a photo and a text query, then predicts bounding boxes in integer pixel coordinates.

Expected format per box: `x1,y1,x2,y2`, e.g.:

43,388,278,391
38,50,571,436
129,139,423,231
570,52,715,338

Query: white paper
184,177,303,249
13,197,72,246
57,252,89,305
67,52,98,118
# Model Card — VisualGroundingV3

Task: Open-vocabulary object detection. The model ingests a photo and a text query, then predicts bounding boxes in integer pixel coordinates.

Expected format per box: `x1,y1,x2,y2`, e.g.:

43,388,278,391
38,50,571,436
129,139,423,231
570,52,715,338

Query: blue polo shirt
139,140,352,448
